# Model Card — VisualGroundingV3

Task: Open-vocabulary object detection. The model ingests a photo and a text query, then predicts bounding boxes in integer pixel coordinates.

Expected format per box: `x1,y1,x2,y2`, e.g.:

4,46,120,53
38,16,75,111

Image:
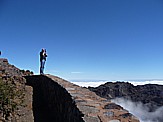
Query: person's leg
40,60,45,74
40,60,44,74
40,61,42,74
42,60,45,73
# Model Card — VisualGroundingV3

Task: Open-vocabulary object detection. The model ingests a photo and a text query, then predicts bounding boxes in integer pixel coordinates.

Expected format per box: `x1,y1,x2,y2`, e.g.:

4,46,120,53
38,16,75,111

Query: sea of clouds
71,80,163,87
71,80,163,122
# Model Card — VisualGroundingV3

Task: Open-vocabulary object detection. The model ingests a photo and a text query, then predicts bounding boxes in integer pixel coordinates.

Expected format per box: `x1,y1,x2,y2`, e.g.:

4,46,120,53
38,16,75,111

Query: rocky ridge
88,82,163,111
0,58,33,122
46,75,139,122
0,58,140,122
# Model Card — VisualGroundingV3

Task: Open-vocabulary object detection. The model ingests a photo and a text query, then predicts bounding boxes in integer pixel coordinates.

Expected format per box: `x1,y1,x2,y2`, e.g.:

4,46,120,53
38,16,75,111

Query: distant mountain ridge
88,82,163,111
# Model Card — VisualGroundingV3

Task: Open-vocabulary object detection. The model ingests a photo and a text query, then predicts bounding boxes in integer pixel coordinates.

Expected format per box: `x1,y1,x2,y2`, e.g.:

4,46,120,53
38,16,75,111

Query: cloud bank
112,98,163,122
71,80,163,87
71,81,108,87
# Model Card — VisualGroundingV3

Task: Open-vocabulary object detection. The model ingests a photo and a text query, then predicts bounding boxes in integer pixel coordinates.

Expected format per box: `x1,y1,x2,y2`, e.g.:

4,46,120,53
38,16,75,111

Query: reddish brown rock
46,75,140,122
0,58,139,122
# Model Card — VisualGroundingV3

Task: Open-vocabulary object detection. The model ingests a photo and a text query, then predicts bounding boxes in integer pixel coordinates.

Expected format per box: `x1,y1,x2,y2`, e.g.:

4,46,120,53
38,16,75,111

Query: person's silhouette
40,48,47,74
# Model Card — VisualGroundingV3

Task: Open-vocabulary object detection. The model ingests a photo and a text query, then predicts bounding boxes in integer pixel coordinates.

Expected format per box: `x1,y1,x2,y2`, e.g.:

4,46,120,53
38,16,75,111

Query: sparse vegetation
0,77,25,121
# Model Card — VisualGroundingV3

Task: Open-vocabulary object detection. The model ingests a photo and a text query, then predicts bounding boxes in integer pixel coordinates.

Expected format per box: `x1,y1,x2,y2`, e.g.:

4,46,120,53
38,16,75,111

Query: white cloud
71,80,163,87
130,80,163,86
71,72,83,74
112,98,163,122
71,81,108,87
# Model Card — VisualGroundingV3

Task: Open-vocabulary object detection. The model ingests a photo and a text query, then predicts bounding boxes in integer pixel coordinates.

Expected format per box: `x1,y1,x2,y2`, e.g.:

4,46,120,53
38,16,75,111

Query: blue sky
0,0,163,80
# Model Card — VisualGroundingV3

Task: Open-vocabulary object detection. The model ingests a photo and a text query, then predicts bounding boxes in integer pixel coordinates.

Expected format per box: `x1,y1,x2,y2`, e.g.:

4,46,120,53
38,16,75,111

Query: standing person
40,48,47,74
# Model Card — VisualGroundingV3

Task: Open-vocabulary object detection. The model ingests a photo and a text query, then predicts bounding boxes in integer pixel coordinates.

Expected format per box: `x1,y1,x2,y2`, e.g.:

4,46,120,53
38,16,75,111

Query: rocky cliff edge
0,58,139,122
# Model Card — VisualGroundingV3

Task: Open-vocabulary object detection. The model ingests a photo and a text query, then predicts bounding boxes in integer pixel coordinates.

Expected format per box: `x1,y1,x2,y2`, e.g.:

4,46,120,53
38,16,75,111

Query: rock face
0,58,140,122
25,75,139,122
88,82,163,111
0,58,33,77
25,75,84,122
0,58,34,122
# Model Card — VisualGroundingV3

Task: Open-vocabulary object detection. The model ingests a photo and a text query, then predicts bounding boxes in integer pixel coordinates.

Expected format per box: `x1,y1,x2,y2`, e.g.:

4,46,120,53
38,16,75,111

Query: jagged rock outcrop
0,58,33,122
0,58,33,77
88,82,163,111
0,58,140,122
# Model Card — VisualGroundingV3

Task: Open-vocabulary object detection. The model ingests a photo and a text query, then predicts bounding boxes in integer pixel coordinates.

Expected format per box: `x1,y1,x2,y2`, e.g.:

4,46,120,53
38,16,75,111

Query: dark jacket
40,51,47,61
